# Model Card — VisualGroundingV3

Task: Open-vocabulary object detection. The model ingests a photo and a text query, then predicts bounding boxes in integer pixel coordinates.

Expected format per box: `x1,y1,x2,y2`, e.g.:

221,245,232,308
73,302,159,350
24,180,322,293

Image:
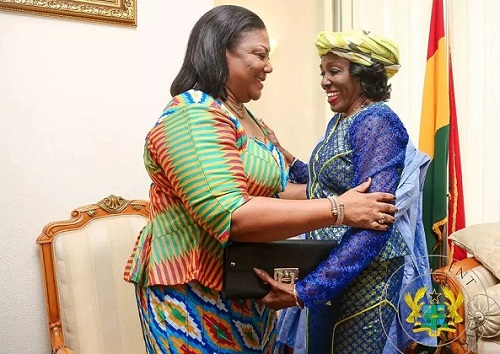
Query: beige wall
215,0,329,161
447,0,500,223
0,1,212,352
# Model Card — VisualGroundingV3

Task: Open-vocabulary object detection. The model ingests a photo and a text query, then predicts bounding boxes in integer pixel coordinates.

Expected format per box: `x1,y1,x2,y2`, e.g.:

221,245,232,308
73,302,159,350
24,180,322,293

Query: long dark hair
350,61,391,101
170,5,266,100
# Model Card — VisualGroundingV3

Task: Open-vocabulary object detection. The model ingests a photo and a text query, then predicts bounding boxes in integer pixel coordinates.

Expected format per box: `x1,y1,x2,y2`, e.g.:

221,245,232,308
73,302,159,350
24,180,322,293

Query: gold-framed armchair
37,195,149,354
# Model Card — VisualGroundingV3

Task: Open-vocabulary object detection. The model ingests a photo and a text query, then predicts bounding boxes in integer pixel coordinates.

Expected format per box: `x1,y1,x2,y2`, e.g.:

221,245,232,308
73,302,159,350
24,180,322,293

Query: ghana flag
419,0,449,268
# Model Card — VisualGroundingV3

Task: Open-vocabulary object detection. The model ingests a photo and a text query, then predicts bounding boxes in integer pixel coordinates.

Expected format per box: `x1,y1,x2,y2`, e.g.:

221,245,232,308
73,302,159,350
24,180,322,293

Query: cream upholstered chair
37,195,148,354
434,223,500,354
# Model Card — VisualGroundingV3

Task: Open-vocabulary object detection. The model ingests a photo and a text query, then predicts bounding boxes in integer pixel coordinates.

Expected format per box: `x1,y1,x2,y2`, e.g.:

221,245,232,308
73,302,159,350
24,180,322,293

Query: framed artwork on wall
0,0,137,27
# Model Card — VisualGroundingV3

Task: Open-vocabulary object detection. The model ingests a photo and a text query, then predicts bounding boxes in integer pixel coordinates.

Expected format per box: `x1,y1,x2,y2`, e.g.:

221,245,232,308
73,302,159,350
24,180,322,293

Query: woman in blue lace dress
255,30,412,353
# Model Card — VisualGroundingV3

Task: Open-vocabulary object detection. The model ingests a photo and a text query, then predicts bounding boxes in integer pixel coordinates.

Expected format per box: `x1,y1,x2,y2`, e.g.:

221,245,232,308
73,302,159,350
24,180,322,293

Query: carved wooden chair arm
432,258,482,354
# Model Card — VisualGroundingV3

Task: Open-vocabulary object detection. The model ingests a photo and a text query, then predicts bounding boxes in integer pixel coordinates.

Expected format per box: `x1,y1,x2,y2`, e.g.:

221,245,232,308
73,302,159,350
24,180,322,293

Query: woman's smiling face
320,53,364,115
225,29,273,103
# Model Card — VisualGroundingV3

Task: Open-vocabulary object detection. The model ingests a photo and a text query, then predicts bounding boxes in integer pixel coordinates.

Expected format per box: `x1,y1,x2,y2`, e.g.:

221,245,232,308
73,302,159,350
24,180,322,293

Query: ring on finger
378,215,387,225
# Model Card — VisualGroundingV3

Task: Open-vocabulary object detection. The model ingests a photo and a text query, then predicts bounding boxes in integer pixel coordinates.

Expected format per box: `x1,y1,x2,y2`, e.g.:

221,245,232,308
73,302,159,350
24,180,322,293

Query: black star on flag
429,288,441,303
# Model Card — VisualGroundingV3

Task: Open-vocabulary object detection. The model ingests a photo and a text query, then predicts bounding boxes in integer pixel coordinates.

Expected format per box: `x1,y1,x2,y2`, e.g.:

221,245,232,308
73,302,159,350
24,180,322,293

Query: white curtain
335,0,500,225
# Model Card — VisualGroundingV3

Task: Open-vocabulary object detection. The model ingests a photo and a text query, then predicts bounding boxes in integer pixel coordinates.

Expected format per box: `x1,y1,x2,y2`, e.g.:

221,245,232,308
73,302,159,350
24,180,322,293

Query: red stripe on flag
427,0,445,60
448,55,467,261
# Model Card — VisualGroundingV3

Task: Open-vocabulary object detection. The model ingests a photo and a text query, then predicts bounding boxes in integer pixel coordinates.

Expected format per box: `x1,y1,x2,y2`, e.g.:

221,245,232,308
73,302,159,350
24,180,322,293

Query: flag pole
443,0,450,266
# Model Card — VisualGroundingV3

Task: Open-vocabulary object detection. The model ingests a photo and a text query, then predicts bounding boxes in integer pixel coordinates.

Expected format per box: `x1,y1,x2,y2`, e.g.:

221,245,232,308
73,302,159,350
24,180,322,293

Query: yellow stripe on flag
420,36,449,159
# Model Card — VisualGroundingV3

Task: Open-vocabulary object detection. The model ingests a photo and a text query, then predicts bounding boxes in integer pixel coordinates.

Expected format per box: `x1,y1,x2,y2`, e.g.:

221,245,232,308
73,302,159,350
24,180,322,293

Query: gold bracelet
293,284,304,309
326,194,344,226
336,199,344,226
326,195,344,226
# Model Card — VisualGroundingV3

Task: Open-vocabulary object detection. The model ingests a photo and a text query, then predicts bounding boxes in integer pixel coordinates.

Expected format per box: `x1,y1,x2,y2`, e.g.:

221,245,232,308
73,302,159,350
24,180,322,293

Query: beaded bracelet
293,284,304,309
326,195,344,226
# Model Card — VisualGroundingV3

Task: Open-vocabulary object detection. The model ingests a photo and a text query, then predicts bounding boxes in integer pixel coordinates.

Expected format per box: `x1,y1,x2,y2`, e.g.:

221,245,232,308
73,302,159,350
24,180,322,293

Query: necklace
224,98,249,120
341,100,372,119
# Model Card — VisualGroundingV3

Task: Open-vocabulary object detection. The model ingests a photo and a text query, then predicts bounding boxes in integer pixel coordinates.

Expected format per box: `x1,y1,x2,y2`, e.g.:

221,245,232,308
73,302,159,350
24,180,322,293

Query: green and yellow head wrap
315,30,401,79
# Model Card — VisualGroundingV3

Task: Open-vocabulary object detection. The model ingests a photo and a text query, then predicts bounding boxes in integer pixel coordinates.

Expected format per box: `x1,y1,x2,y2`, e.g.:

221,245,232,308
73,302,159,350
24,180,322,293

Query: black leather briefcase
222,239,338,300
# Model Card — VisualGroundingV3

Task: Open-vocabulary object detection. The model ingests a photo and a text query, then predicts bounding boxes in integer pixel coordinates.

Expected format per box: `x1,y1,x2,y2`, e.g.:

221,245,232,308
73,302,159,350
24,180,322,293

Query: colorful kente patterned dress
291,102,411,353
124,89,287,353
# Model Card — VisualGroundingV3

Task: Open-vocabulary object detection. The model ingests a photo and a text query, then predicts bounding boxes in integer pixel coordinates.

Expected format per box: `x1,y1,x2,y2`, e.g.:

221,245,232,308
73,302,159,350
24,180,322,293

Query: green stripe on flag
422,124,449,270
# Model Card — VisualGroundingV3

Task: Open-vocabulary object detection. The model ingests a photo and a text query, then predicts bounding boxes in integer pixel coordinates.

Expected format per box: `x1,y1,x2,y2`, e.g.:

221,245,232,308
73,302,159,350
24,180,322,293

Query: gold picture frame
0,0,137,27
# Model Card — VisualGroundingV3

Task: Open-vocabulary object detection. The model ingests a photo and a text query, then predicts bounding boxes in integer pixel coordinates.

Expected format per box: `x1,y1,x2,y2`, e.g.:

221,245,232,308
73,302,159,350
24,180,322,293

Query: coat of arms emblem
404,286,464,337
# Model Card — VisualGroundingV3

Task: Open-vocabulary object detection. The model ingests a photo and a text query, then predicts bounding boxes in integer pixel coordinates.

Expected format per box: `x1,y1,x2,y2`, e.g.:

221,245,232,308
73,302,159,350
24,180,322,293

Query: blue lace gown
291,102,411,353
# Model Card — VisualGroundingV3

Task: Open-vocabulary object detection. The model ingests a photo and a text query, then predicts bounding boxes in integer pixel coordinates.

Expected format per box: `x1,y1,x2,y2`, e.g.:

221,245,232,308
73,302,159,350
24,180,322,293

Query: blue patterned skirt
306,257,405,354
135,282,278,353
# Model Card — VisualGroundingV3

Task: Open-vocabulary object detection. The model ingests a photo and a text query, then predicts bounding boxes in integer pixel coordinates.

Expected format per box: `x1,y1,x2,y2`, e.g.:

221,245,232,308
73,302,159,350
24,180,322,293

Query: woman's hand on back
339,178,397,231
